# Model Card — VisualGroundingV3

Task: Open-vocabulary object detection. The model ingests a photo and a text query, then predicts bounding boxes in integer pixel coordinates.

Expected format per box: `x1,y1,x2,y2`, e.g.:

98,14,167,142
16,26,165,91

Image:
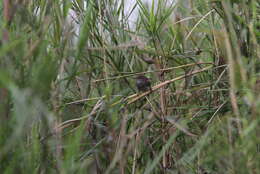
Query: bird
135,75,152,92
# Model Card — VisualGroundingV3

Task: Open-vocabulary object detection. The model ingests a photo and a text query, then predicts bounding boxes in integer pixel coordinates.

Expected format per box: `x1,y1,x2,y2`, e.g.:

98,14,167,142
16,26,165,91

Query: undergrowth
0,0,259,173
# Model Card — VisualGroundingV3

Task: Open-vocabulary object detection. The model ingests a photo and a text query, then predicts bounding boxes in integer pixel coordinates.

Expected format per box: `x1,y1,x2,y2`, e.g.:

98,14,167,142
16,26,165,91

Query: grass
0,0,260,173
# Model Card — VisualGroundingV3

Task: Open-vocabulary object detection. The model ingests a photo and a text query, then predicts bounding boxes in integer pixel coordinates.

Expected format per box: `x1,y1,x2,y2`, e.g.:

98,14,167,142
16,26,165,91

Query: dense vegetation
0,0,259,173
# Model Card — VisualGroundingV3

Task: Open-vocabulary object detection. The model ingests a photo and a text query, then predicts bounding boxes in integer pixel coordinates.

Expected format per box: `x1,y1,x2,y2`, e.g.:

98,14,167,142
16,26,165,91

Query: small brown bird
135,75,152,92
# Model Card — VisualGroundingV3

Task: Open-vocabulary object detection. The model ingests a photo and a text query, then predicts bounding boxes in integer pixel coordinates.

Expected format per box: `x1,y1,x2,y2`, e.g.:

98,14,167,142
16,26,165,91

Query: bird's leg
149,85,152,92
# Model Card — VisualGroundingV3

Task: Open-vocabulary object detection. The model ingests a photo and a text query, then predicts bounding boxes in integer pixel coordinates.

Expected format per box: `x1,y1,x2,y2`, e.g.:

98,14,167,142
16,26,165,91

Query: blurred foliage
0,0,259,173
